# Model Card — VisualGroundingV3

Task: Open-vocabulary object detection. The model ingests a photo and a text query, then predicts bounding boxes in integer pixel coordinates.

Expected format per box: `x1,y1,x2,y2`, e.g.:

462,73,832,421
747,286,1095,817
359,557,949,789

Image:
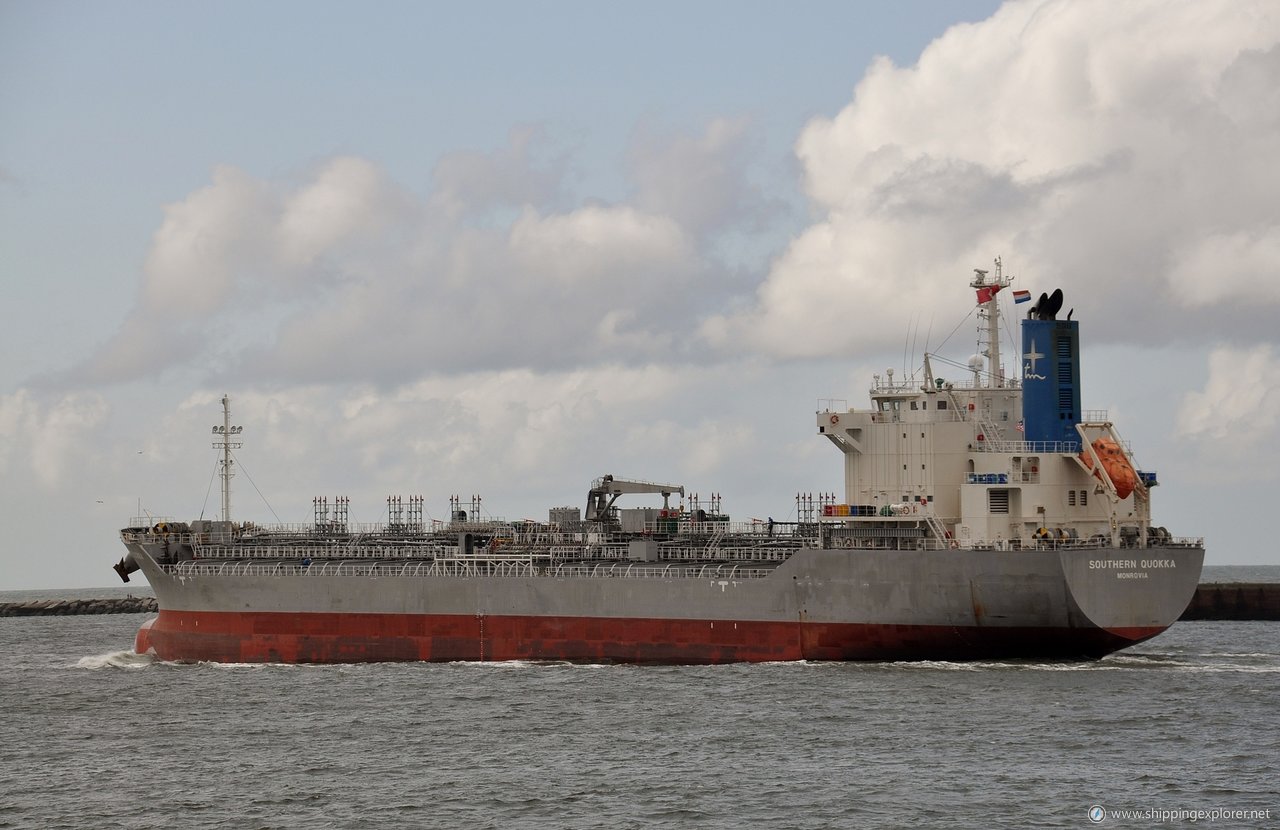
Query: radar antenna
211,395,243,522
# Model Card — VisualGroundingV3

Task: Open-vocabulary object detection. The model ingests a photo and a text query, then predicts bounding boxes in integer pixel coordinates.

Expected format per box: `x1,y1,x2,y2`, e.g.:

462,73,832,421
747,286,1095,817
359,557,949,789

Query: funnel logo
1088,804,1105,823
1023,339,1047,380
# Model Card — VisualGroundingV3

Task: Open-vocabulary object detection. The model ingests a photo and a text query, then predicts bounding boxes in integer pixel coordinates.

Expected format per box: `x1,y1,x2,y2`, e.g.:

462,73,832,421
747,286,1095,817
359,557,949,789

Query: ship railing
128,515,175,528
936,535,1205,551
868,379,1024,396
814,533,1206,552
164,559,545,579
223,521,439,537
971,439,1083,454
231,522,381,535
193,543,446,560
160,535,1206,581
659,545,799,562
870,380,926,393
446,519,512,531
299,560,541,578
414,560,539,578
160,558,775,580
643,520,805,537
550,562,772,580
971,437,1136,455
437,551,553,562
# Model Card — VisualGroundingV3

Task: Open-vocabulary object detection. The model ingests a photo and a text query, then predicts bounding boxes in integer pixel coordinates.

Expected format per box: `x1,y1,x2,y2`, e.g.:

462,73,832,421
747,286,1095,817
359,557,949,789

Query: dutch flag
1012,289,1032,304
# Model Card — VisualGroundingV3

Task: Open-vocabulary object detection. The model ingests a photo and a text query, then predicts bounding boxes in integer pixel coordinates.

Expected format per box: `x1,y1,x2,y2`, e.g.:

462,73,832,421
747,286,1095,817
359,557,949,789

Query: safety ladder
922,511,949,548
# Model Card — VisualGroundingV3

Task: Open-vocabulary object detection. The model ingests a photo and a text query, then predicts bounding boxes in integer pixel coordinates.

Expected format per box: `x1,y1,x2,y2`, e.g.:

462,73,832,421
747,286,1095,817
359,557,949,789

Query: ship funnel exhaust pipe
113,557,139,583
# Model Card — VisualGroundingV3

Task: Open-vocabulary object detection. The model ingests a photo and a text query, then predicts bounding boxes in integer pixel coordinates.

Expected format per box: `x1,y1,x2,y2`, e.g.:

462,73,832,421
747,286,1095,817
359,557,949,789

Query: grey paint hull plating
124,541,1204,663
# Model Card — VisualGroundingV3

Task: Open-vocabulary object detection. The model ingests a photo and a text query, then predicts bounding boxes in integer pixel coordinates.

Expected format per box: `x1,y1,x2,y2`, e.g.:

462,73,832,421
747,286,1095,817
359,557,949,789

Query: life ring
949,541,958,550
829,414,839,425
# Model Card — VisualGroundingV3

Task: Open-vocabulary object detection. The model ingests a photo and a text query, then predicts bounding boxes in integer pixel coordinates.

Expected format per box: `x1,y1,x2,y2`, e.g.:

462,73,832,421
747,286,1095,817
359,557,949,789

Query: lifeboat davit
1079,438,1138,500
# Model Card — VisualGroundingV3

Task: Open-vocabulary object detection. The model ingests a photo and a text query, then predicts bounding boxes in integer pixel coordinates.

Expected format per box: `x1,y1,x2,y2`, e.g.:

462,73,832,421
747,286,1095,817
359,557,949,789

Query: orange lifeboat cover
1079,438,1137,500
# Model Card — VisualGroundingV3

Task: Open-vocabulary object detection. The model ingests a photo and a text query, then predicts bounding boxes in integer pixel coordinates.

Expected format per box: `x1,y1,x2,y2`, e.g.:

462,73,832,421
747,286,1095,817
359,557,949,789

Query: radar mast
970,257,1013,388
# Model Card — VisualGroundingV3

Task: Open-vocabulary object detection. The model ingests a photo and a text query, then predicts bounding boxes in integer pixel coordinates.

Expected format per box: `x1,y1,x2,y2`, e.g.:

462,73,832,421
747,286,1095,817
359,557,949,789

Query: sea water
1,571,1276,829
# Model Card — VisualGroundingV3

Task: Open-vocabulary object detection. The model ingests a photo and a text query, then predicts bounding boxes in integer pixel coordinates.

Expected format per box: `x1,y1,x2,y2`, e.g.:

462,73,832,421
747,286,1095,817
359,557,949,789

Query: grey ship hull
123,541,1203,663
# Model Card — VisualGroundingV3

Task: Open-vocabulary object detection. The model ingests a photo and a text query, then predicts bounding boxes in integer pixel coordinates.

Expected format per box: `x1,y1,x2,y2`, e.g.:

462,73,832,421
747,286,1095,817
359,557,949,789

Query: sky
2,0,1277,590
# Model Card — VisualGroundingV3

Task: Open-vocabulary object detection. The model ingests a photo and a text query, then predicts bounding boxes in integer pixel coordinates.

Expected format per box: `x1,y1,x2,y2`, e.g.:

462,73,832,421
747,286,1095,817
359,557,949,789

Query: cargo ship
114,259,1204,663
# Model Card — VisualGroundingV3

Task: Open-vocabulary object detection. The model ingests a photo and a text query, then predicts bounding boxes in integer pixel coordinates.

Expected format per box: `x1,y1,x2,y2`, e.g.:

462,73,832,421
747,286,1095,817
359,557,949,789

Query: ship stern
1060,544,1204,653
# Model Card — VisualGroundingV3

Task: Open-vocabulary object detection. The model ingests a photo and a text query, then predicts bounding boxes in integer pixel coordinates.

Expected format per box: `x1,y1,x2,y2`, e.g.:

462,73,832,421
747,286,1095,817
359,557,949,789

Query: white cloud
508,204,692,285
1177,344,1280,444
624,419,758,477
429,125,565,218
709,0,1280,359
628,117,778,237
52,122,772,389
143,165,278,314
276,156,409,269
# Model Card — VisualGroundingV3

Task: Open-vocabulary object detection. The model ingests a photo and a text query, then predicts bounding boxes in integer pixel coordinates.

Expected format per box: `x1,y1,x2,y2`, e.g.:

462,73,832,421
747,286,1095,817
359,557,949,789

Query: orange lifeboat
1079,438,1138,500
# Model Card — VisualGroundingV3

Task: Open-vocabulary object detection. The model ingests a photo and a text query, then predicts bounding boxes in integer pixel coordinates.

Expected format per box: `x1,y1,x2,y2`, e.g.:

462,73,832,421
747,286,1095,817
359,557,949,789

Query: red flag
976,284,1003,304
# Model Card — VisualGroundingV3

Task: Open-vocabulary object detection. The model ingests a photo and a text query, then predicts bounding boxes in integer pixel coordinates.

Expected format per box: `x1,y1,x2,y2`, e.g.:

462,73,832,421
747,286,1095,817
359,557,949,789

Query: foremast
211,394,242,523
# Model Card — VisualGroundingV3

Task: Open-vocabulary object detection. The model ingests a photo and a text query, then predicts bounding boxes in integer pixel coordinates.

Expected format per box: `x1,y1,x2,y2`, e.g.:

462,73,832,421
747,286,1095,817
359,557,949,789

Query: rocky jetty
0,597,158,617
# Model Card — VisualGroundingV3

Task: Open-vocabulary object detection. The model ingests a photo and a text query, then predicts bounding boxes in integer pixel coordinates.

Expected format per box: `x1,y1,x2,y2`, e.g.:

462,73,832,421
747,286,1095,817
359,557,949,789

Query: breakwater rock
1180,582,1280,621
0,597,158,617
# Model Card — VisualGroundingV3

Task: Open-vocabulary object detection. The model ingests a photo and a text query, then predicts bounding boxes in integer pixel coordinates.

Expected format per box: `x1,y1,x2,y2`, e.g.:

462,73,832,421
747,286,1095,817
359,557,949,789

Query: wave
875,655,1280,673
75,650,155,670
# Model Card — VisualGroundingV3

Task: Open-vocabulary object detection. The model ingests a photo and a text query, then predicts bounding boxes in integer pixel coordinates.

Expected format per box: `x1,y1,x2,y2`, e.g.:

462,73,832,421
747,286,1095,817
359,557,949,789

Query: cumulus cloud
51,122,771,389
627,117,781,238
708,0,1280,359
508,204,691,284
275,157,410,269
1177,345,1280,445
429,125,565,218
57,159,403,385
142,164,278,313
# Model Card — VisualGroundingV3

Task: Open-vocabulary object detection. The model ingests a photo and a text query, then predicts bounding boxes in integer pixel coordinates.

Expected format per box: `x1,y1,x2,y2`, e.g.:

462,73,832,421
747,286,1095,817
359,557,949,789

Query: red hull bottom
136,610,1166,664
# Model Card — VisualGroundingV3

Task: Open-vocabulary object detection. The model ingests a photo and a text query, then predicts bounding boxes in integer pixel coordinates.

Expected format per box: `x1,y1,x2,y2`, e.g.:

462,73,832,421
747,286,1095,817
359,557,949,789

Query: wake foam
76,650,154,670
